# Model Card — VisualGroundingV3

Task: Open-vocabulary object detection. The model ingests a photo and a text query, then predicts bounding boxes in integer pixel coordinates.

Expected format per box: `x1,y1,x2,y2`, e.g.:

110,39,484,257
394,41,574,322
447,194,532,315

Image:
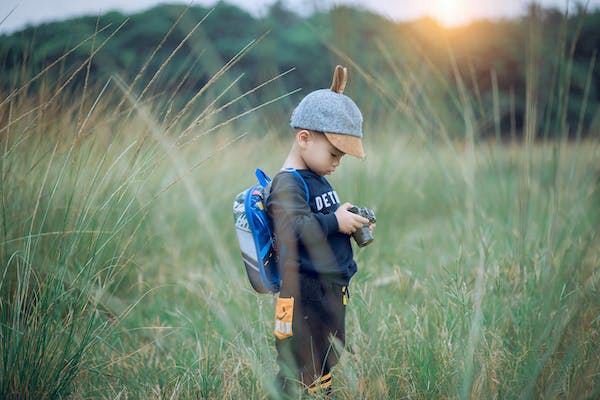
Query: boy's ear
296,129,312,147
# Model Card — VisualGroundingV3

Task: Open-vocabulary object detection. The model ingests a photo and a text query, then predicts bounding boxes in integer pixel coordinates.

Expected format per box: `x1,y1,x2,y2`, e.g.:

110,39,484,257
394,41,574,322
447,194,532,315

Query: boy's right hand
335,203,370,235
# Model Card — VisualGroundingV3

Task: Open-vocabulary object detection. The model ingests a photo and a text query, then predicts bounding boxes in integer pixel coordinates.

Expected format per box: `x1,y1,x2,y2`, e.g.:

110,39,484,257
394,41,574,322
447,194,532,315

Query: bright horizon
1,0,599,34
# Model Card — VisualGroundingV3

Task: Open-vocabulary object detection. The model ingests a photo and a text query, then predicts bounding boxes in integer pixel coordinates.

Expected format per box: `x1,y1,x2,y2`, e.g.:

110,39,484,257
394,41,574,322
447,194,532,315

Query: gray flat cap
290,88,365,158
290,89,363,137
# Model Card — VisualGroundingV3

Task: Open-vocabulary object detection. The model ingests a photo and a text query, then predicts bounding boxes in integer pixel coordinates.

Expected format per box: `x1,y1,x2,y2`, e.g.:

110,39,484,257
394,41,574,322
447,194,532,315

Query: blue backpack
232,168,308,293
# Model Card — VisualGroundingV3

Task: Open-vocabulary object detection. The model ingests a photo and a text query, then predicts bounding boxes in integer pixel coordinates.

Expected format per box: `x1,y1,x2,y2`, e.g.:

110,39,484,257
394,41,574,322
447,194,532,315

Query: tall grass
0,10,294,397
1,8,599,400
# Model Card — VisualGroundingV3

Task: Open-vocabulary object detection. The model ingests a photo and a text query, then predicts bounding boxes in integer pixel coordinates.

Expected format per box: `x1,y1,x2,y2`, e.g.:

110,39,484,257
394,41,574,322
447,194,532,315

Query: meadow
1,84,598,398
1,8,600,399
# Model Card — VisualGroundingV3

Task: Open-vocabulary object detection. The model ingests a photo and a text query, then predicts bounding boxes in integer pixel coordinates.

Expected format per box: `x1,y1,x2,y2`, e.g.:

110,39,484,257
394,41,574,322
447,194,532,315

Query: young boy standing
267,66,372,397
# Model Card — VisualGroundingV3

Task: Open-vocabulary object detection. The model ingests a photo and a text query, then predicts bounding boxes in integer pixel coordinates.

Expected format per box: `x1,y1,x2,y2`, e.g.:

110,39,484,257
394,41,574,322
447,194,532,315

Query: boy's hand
335,203,370,235
369,223,376,234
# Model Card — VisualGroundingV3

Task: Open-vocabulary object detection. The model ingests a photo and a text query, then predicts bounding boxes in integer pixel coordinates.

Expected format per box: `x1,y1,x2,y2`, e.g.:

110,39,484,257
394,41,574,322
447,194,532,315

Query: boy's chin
308,165,334,176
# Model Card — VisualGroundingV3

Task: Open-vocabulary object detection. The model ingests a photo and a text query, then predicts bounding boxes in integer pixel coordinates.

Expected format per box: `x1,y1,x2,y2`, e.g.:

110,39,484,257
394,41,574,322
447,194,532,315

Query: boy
267,66,372,397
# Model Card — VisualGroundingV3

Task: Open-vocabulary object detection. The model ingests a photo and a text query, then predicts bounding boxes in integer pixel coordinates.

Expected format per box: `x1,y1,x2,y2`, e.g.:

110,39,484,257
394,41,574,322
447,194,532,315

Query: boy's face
298,130,345,176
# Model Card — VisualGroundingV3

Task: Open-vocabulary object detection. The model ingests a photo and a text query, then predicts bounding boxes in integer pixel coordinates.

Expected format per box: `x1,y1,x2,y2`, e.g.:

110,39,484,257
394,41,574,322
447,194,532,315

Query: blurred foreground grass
1,85,598,398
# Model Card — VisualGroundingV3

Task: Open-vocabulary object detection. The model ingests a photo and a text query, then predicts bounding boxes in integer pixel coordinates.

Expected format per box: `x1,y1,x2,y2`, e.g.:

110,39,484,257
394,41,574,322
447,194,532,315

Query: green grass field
1,80,598,399
1,11,599,394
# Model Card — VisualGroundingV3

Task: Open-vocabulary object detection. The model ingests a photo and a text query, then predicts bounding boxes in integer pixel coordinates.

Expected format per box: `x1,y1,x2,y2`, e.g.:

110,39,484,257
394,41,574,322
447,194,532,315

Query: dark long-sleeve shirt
266,169,357,285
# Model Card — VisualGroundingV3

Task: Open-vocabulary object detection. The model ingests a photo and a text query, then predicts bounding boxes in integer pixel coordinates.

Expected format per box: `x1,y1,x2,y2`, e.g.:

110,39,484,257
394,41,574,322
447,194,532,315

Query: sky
1,0,599,33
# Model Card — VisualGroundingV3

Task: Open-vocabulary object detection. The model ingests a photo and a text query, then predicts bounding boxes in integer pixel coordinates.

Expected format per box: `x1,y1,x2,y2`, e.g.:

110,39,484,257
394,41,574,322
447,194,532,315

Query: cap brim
324,132,365,159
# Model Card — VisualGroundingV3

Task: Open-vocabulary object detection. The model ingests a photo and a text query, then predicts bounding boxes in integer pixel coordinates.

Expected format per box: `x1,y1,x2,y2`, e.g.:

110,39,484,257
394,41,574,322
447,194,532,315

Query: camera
347,206,376,247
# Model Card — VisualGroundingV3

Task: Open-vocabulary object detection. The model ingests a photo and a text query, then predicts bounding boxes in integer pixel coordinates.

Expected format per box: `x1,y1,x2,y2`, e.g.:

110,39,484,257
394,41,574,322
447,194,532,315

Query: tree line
1,1,598,138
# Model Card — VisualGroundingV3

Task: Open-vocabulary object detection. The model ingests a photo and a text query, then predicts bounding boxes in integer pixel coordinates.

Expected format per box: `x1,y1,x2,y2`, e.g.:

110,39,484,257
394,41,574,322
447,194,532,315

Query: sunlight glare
432,0,468,27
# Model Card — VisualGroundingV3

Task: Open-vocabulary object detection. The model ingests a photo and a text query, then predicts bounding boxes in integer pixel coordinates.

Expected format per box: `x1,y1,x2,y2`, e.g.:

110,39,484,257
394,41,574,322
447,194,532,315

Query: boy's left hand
368,223,376,234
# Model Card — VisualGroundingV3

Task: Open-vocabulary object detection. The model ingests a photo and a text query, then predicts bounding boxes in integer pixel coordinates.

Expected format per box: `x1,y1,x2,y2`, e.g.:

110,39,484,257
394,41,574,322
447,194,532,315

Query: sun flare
432,0,468,27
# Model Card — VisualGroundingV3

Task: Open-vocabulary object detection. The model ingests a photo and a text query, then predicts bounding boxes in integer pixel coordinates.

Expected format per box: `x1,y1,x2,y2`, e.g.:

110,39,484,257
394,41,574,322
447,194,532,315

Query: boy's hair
290,66,365,158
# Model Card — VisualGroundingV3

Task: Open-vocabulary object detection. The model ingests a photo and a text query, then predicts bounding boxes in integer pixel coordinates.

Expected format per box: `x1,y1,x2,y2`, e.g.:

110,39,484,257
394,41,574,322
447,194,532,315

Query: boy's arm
268,174,339,244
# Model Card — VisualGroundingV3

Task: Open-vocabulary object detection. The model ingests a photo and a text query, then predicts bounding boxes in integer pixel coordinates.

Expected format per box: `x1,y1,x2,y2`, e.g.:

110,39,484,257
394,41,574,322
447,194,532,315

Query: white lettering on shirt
314,190,340,212
315,196,323,210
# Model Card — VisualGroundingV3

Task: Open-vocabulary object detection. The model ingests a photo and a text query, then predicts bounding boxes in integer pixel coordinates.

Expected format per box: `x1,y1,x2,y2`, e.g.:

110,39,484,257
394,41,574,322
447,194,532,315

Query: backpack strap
280,167,309,202
255,168,271,187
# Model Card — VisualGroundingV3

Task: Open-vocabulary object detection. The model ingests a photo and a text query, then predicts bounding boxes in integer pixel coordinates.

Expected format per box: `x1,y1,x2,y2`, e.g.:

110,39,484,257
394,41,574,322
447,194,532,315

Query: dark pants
274,274,348,398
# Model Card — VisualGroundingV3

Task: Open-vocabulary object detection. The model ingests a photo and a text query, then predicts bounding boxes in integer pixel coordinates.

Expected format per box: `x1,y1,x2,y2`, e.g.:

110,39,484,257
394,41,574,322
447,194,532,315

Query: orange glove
274,296,294,340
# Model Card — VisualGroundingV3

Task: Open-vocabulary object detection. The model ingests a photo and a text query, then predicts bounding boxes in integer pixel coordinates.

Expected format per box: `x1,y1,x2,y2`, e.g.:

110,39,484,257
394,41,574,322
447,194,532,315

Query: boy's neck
282,148,308,171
